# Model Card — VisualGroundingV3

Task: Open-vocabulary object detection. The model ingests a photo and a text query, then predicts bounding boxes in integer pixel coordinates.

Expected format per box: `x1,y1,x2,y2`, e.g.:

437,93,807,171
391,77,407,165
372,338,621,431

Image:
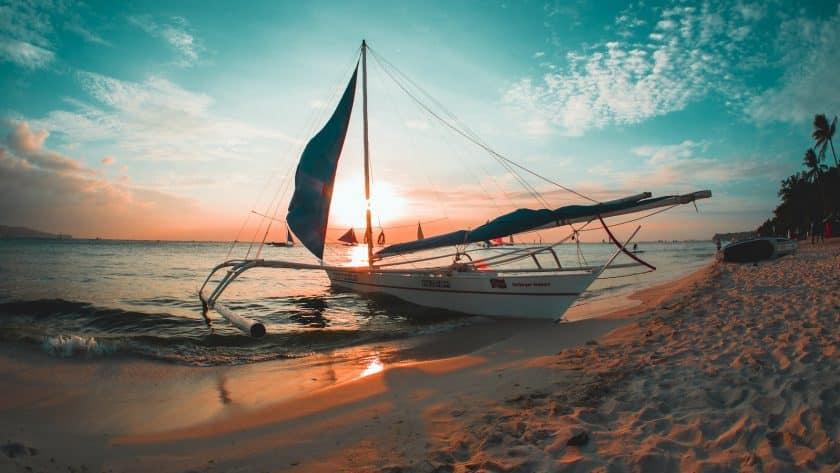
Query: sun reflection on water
347,244,369,266
359,354,384,378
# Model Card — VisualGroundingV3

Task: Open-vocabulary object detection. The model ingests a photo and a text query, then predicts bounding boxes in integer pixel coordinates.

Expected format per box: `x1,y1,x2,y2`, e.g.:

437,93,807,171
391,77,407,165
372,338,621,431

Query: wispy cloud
0,1,111,68
0,120,207,238
0,0,56,69
129,15,201,67
64,22,111,46
29,71,296,162
747,4,840,124
626,140,786,189
504,1,810,136
0,39,54,69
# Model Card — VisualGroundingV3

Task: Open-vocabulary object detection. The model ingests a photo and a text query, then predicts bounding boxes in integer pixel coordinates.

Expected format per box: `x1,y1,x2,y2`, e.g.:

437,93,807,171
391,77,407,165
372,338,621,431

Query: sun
329,178,406,229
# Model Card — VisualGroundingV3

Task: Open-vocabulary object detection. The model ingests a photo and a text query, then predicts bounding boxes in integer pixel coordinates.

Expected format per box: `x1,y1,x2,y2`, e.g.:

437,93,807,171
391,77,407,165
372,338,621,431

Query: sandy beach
1,241,838,472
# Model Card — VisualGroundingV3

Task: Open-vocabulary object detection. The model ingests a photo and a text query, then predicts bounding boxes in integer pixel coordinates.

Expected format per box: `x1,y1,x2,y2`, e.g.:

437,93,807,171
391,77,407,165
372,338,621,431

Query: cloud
626,140,787,188
0,0,56,69
129,15,201,66
6,122,83,172
64,22,111,46
0,38,54,69
0,121,204,238
0,1,112,68
30,71,296,162
746,6,840,124
503,0,812,136
101,156,115,165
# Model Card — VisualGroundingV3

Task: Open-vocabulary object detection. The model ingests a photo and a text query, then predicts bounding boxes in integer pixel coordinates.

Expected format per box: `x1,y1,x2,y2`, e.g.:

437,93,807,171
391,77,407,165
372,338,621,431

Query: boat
268,228,295,247
722,237,797,263
337,228,358,245
363,229,386,246
198,40,711,337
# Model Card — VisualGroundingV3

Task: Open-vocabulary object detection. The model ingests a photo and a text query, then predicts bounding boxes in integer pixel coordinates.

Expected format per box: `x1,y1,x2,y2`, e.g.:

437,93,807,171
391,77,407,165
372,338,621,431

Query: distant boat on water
268,228,295,248
722,237,797,263
338,228,358,246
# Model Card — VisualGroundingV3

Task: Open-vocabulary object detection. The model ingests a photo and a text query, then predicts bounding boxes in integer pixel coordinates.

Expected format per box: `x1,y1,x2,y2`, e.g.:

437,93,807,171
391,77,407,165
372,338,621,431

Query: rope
367,46,598,205
366,54,526,220
597,269,655,279
368,49,549,208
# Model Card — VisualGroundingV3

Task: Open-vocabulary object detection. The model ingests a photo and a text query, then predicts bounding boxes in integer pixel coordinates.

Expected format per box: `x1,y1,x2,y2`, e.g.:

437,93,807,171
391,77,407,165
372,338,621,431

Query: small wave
41,334,118,358
0,298,204,336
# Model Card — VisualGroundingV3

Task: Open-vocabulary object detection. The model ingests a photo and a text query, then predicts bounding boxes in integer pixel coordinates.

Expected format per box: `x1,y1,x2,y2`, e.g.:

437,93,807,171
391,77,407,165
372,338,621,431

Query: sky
1,0,839,243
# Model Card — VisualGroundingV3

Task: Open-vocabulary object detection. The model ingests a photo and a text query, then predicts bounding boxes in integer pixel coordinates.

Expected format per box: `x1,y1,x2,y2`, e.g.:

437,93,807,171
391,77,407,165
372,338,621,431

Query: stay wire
367,48,549,209
367,46,598,205
367,54,518,223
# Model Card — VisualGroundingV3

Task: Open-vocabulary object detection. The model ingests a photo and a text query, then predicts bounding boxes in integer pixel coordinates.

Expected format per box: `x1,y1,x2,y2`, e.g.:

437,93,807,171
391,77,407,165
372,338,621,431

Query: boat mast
362,40,374,266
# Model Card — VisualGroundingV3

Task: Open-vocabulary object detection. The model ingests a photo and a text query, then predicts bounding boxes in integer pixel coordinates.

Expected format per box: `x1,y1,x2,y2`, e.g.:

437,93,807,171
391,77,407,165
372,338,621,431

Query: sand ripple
409,242,839,472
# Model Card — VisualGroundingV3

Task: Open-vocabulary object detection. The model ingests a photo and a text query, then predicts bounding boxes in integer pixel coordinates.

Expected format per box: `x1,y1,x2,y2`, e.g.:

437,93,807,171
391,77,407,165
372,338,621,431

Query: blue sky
1,0,838,241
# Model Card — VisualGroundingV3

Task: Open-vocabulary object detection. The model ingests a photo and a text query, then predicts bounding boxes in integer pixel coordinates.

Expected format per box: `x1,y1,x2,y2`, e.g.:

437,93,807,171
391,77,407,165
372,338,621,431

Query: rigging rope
367,46,598,205
368,49,548,208
372,53,515,218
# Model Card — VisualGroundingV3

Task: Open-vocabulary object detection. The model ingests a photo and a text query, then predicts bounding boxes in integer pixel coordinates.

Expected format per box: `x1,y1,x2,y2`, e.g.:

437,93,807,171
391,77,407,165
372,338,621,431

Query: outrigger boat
199,41,711,337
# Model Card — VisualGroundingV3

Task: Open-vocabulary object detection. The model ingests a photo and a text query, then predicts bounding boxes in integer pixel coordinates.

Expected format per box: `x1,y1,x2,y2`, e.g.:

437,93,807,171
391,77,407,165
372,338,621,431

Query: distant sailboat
199,40,712,337
268,228,295,247
364,229,386,246
338,228,358,245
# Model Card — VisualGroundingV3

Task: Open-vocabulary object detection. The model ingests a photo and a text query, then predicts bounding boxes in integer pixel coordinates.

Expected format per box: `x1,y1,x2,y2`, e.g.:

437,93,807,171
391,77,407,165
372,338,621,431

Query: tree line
757,113,839,238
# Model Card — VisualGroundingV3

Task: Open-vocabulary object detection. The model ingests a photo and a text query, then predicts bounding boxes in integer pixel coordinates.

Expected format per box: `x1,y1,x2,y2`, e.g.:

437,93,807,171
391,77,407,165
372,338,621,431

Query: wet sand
1,240,837,472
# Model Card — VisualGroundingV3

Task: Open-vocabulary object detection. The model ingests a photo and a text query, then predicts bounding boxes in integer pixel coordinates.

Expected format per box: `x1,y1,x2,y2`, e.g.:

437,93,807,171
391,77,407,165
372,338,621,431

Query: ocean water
0,239,714,365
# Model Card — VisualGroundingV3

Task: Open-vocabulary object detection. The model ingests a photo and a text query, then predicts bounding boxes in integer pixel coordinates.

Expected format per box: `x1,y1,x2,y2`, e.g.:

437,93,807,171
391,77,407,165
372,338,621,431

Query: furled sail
287,67,359,260
375,190,711,258
339,228,358,244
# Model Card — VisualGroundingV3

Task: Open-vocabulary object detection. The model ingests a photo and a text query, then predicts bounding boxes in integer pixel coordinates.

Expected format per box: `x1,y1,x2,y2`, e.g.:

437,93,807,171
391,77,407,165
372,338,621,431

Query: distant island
0,225,72,239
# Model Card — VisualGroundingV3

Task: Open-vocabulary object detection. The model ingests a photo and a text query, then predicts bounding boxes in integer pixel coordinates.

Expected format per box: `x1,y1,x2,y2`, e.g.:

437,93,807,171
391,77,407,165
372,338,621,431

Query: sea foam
42,335,116,358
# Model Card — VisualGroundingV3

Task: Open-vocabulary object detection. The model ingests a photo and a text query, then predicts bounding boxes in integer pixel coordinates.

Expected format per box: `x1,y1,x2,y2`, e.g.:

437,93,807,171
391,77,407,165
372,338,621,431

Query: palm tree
803,148,827,216
812,114,838,167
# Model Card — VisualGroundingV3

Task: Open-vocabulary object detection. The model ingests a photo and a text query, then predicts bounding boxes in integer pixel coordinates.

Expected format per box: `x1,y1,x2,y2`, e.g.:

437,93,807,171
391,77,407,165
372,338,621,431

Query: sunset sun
328,178,407,230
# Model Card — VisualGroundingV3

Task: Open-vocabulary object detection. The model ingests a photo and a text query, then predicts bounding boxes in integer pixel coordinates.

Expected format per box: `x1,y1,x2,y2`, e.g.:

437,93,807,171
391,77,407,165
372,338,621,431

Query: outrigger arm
198,259,325,337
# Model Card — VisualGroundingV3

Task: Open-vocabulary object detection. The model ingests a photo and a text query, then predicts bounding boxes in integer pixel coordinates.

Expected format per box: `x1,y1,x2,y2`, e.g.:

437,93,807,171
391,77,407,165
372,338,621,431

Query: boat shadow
327,285,471,324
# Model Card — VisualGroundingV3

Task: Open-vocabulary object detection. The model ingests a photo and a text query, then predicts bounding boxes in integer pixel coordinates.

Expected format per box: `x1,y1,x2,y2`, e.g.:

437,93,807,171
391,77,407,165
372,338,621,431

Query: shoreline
1,242,837,472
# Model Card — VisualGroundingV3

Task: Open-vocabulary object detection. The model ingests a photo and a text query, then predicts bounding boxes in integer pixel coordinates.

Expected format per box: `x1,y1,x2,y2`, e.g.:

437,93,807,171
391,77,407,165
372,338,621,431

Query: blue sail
287,67,358,260
375,193,691,258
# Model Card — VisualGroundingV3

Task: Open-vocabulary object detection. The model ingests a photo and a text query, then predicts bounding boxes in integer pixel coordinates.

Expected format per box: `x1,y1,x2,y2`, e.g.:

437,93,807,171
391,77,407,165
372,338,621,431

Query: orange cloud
6,122,83,173
0,121,237,240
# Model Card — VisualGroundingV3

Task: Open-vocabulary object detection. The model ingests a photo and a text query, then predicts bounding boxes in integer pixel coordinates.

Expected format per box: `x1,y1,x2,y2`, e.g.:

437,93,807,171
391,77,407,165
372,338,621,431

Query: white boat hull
326,267,598,319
